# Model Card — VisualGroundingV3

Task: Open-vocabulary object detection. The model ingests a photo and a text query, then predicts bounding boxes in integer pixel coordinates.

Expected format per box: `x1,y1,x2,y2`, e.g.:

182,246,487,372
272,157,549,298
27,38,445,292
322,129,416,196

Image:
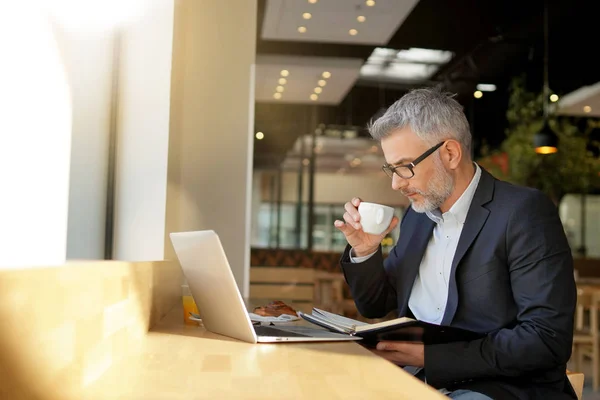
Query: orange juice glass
182,284,200,325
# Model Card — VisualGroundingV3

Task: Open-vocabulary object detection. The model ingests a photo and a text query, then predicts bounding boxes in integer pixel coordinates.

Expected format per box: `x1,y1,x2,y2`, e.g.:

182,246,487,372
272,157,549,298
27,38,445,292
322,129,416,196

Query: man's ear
441,140,462,169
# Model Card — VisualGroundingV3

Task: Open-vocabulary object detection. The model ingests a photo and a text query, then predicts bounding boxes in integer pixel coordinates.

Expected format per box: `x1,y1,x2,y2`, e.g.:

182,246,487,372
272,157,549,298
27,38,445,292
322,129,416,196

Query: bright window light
395,48,453,64
45,0,149,34
387,63,439,80
0,1,73,267
476,83,497,92
361,63,440,81
368,47,398,63
361,47,454,82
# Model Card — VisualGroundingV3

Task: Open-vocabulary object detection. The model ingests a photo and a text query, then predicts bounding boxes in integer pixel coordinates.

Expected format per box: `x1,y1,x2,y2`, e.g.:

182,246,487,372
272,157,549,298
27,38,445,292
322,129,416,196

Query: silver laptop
169,230,361,343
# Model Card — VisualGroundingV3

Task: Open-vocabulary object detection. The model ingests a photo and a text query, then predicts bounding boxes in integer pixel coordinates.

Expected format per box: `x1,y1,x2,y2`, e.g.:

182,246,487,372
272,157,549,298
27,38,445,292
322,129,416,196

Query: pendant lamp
534,0,558,154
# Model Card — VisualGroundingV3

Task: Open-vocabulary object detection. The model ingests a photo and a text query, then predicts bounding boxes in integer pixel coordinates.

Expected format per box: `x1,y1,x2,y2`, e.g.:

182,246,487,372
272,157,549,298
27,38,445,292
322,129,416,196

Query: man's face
380,127,454,213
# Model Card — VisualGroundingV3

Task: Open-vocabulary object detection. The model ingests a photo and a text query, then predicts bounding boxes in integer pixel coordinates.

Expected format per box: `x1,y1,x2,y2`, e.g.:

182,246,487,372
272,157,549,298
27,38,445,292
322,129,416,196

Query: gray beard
407,158,454,214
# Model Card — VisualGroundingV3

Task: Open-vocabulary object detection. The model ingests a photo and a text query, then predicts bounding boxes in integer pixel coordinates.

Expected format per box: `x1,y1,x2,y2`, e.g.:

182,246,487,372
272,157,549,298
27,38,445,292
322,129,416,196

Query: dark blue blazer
341,167,577,399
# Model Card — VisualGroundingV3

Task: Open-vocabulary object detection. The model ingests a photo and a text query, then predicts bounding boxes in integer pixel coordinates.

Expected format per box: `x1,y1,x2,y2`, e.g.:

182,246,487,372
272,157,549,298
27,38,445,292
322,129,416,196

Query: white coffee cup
358,202,395,235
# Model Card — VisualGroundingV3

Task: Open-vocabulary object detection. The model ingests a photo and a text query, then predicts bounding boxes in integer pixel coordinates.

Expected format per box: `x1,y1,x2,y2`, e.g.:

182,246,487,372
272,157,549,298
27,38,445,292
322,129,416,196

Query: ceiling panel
261,0,420,45
255,55,363,105
254,0,600,168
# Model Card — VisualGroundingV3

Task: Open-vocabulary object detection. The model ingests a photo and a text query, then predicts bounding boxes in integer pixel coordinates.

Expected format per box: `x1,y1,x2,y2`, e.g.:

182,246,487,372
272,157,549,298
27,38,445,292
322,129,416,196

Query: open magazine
298,308,484,346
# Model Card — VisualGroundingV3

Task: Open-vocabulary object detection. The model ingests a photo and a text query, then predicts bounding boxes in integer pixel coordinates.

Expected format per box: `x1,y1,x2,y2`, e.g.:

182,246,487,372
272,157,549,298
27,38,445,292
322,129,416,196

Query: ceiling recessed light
298,26,307,33
349,29,358,36
303,12,312,19
278,78,287,85
584,105,592,113
322,71,331,78
318,80,327,87
365,0,375,6
474,90,483,99
273,92,282,99
276,86,285,92
310,94,318,101
314,87,322,94
357,15,366,22
550,94,559,102
255,132,264,140
280,70,289,77
308,0,317,3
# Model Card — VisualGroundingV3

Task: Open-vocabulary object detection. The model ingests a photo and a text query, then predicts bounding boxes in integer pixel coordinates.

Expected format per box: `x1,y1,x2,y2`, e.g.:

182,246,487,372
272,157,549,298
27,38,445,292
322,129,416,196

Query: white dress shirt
350,164,481,324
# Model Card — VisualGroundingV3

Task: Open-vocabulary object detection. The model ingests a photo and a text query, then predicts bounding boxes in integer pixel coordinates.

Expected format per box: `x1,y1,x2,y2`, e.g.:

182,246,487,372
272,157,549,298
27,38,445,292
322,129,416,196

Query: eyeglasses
382,141,445,179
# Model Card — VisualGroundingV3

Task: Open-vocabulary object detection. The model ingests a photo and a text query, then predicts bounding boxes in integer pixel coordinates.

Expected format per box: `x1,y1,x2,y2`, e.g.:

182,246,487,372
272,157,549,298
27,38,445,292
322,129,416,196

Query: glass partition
253,200,405,254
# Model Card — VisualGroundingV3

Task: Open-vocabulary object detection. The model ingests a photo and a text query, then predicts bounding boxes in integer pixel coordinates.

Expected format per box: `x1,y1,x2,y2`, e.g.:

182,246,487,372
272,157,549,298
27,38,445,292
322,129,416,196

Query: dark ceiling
253,0,599,169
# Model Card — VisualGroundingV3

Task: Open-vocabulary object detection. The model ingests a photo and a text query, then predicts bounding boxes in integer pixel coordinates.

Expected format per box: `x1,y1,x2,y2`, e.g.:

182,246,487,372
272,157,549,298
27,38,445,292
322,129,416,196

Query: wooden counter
85,306,446,399
0,260,444,399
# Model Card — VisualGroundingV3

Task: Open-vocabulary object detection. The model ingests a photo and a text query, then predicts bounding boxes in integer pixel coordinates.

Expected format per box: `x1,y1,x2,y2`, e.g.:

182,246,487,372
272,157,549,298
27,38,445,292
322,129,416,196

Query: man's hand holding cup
334,197,399,257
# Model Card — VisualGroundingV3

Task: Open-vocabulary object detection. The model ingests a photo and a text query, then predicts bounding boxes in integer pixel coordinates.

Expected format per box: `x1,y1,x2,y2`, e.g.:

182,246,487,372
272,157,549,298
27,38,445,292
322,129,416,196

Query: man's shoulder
490,177,554,212
493,178,544,199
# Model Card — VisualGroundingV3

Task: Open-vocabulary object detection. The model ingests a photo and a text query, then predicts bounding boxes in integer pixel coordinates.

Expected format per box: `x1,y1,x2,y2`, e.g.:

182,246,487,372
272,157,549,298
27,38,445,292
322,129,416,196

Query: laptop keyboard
254,325,310,338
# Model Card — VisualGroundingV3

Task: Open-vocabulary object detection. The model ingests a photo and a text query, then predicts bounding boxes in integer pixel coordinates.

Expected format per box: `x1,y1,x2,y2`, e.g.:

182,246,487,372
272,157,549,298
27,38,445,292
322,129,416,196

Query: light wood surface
84,306,447,399
572,286,600,391
0,260,444,399
567,370,584,400
0,260,182,400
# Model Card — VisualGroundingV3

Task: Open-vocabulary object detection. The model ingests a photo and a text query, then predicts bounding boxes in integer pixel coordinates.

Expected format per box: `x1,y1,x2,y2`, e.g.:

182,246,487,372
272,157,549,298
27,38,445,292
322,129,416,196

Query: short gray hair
368,87,472,157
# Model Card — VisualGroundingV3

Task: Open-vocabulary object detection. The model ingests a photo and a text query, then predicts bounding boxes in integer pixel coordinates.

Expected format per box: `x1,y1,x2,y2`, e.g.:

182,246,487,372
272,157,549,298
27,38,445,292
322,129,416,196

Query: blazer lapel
441,167,494,325
398,212,435,316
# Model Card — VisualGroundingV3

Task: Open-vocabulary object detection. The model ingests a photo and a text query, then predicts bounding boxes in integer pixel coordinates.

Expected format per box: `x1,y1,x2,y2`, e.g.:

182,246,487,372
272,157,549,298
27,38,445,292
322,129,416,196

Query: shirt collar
426,163,481,225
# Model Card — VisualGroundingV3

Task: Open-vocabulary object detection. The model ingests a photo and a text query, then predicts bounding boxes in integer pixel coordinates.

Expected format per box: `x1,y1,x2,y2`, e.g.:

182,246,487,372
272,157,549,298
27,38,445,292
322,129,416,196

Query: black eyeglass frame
381,141,445,179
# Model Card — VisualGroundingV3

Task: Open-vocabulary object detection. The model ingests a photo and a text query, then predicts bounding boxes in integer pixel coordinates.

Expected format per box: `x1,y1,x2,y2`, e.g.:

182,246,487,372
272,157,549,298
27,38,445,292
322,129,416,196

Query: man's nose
391,174,408,191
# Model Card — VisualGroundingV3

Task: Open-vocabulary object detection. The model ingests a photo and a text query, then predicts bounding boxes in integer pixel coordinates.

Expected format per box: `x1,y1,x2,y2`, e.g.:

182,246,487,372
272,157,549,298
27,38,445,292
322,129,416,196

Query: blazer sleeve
424,190,577,387
339,209,411,319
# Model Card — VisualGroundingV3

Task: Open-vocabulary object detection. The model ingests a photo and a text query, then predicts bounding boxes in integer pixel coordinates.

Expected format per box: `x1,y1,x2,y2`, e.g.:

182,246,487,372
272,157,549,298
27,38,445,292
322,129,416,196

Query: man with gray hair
334,87,577,399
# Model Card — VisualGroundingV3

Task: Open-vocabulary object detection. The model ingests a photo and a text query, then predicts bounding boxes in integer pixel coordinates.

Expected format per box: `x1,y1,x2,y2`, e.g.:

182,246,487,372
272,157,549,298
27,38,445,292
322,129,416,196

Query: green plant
479,76,600,205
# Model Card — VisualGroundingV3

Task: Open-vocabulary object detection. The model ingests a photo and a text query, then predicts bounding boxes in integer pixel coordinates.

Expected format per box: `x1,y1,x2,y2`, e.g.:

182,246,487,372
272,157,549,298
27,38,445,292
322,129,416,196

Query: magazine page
298,311,352,334
354,316,416,333
311,308,369,329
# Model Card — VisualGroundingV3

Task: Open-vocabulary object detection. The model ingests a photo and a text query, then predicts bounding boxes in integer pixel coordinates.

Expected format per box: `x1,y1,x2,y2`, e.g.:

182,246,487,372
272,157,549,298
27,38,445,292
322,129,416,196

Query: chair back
249,266,315,313
567,370,584,400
